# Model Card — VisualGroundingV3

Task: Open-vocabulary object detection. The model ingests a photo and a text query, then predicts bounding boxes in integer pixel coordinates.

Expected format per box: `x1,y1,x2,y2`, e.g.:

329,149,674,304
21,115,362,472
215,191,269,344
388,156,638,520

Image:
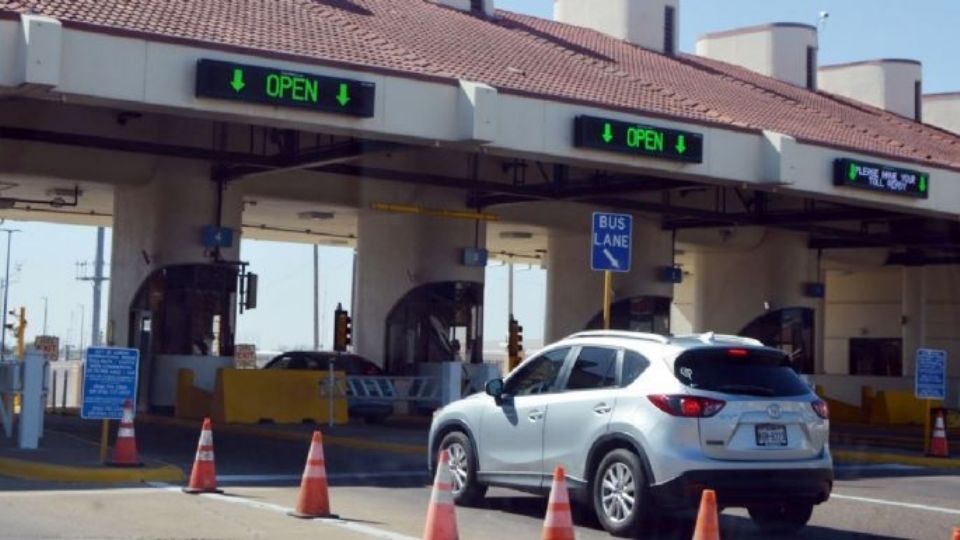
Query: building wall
819,61,921,119
923,94,960,133
696,25,817,88
823,265,960,377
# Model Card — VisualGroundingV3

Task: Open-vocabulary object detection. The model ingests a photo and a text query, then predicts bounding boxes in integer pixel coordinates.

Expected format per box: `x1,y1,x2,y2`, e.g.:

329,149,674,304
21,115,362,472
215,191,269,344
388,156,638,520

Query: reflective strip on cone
199,430,213,446
196,450,215,462
117,427,135,438
304,464,327,479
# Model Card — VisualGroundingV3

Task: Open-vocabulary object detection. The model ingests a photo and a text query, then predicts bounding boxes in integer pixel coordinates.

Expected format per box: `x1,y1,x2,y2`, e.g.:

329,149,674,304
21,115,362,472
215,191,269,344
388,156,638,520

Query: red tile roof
3,0,959,170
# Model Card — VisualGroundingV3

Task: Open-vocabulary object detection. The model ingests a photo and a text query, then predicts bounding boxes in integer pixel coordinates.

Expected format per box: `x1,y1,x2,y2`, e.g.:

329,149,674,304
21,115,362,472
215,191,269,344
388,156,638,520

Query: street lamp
77,303,86,355
0,229,20,361
41,296,48,336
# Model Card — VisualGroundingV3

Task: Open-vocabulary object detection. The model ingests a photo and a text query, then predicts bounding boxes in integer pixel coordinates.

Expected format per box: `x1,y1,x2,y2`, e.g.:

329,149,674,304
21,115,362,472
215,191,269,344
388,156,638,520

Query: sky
6,1,960,354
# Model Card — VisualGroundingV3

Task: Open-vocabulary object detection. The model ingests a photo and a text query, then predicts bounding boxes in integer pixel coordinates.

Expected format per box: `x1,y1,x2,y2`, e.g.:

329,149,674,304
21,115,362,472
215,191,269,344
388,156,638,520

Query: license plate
755,424,788,447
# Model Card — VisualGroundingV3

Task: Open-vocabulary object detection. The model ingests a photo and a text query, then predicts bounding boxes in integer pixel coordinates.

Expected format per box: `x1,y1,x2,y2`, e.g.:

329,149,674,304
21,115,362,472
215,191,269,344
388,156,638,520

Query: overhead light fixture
298,211,335,221
498,231,534,240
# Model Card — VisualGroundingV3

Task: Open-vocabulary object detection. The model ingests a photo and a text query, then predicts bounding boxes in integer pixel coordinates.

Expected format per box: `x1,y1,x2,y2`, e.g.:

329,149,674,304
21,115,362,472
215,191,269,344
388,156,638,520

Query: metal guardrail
320,375,442,404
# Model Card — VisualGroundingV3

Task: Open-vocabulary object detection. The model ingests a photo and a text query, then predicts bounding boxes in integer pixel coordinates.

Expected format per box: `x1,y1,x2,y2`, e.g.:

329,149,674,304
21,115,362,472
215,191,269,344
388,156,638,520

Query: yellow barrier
210,368,348,425
175,369,213,420
868,389,942,425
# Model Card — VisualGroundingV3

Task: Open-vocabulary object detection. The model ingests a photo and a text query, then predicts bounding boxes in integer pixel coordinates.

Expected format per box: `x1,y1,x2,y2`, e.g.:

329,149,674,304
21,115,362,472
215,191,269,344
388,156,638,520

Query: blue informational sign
591,212,633,273
915,348,947,400
81,347,140,420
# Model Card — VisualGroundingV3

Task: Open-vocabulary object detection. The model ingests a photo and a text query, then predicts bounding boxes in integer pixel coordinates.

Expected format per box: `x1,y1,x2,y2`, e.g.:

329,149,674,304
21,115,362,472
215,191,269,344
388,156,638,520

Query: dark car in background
263,351,393,423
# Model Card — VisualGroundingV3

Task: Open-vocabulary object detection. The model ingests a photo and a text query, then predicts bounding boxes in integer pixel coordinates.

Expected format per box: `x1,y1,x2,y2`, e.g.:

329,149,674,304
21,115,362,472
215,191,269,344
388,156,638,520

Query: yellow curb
834,450,960,469
140,415,428,456
0,457,184,483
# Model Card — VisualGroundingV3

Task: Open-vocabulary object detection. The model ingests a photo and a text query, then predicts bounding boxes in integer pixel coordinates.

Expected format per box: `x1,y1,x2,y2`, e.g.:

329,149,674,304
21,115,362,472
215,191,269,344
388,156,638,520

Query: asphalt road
2,418,958,539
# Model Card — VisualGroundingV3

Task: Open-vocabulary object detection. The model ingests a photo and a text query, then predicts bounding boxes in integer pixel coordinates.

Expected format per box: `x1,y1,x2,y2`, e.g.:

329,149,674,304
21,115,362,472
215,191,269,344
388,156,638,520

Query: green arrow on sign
848,162,858,181
601,122,613,143
675,134,687,154
230,68,245,93
919,174,928,193
336,83,351,107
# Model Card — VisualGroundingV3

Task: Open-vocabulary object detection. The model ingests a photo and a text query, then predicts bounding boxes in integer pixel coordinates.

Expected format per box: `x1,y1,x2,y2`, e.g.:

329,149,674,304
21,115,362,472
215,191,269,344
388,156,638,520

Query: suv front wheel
438,431,487,506
593,449,647,537
748,502,813,535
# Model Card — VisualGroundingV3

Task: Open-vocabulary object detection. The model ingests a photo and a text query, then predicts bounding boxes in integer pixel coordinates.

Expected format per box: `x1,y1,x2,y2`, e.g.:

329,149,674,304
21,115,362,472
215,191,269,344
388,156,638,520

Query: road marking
832,493,960,516
219,471,428,483
148,482,419,540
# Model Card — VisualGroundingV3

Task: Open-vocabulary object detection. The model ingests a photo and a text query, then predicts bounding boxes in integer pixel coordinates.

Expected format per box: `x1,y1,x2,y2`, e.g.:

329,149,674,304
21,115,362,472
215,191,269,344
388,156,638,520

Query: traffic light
15,307,25,359
507,316,524,371
333,303,352,352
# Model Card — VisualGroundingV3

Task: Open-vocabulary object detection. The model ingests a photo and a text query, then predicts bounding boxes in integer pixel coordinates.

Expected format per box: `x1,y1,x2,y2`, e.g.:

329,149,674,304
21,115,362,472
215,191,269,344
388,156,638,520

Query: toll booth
383,281,483,374
127,264,239,412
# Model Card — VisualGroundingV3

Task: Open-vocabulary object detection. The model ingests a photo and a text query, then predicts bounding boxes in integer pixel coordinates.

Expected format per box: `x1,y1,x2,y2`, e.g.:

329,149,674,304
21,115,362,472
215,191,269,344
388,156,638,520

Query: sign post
81,347,140,463
591,213,633,329
914,348,947,453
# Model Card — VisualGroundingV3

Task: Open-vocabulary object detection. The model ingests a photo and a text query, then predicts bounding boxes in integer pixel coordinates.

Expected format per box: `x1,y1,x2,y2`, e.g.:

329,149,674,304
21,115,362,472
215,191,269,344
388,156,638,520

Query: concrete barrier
174,369,212,420
210,368,348,425
868,389,943,425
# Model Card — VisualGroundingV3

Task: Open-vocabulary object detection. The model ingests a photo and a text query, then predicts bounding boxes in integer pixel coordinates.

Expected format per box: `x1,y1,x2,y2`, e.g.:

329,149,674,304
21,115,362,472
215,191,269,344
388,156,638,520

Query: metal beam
216,140,402,181
470,174,692,207
0,126,276,167
665,207,901,229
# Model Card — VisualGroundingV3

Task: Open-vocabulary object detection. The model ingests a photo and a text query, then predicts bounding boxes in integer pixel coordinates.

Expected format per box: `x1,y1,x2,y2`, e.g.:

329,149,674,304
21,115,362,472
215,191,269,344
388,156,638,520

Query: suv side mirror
485,378,505,400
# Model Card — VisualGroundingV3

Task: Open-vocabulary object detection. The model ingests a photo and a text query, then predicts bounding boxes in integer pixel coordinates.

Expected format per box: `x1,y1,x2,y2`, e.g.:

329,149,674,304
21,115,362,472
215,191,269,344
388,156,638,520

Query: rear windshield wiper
713,384,776,396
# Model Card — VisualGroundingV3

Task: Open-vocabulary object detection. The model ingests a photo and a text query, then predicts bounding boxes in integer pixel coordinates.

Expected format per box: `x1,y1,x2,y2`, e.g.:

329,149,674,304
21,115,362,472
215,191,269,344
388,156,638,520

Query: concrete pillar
108,157,243,348
901,265,926,376
544,213,674,342
692,229,819,332
353,180,485,366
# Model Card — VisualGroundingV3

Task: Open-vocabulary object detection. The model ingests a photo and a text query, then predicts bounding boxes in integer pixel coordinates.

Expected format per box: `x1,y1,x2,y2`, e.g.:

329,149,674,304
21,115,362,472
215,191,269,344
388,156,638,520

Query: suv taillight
648,395,726,418
811,399,829,420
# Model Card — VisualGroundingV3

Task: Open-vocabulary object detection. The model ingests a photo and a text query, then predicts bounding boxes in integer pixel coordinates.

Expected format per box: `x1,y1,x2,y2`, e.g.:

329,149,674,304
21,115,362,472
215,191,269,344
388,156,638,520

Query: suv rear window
674,348,810,397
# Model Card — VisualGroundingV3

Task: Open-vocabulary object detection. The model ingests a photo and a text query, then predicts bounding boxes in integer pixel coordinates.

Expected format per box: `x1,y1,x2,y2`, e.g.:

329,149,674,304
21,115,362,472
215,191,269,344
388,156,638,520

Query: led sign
574,115,704,163
195,59,375,117
833,158,929,199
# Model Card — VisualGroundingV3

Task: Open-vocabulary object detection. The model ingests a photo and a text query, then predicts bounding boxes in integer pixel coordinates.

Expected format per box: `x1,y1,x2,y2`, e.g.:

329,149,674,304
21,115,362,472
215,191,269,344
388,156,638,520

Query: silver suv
427,331,832,537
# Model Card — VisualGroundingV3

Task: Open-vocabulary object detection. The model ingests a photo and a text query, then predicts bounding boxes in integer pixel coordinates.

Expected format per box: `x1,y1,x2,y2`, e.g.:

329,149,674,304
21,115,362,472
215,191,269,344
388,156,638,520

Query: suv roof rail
673,332,764,347
565,330,670,344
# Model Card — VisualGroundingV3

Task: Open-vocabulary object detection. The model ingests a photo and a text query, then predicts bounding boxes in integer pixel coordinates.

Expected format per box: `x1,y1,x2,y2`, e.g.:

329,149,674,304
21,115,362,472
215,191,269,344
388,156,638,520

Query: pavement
0,415,958,538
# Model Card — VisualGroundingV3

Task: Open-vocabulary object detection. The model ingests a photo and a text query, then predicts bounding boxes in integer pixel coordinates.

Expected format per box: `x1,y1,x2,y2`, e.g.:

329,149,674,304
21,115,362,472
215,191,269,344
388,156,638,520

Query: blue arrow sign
591,212,633,273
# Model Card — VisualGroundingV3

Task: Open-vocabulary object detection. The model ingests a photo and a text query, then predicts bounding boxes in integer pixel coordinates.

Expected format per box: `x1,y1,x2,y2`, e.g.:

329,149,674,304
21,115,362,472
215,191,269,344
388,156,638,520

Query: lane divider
0,457,183,483
148,482,419,540
832,493,960,516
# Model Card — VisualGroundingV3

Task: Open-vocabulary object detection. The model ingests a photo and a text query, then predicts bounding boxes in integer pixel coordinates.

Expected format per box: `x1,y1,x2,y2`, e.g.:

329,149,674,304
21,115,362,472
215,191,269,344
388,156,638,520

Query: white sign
915,348,946,400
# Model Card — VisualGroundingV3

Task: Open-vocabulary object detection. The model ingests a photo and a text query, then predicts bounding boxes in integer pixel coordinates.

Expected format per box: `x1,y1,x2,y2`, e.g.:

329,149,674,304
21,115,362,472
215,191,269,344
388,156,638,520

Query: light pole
313,244,320,351
41,296,48,335
77,304,86,355
0,229,20,361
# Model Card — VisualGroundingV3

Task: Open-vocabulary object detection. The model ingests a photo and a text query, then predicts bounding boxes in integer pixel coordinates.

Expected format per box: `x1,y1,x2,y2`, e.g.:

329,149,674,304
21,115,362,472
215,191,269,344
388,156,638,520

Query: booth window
739,307,815,374
849,338,902,376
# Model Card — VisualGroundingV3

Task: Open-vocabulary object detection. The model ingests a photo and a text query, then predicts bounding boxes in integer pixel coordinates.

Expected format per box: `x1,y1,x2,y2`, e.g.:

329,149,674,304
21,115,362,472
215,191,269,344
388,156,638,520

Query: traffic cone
951,527,959,540
289,431,337,519
692,489,720,540
108,399,142,467
929,410,950,458
183,418,222,494
541,465,575,540
422,449,459,540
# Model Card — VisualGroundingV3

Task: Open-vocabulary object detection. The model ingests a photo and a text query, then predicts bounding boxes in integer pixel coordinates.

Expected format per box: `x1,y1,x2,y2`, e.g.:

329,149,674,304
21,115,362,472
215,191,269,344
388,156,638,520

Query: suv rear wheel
593,449,647,537
438,431,487,506
748,502,813,535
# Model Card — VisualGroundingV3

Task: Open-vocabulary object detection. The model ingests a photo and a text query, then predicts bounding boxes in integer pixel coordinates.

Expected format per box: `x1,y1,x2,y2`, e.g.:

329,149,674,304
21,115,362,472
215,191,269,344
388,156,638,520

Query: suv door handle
593,403,612,415
528,410,544,421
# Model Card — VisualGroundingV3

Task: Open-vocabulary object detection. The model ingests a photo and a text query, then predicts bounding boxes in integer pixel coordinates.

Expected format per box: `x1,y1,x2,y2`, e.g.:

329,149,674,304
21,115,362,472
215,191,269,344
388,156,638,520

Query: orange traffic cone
183,418,222,494
951,527,959,540
108,399,142,467
541,465,575,540
692,489,720,540
929,410,950,458
422,449,459,540
289,431,337,519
